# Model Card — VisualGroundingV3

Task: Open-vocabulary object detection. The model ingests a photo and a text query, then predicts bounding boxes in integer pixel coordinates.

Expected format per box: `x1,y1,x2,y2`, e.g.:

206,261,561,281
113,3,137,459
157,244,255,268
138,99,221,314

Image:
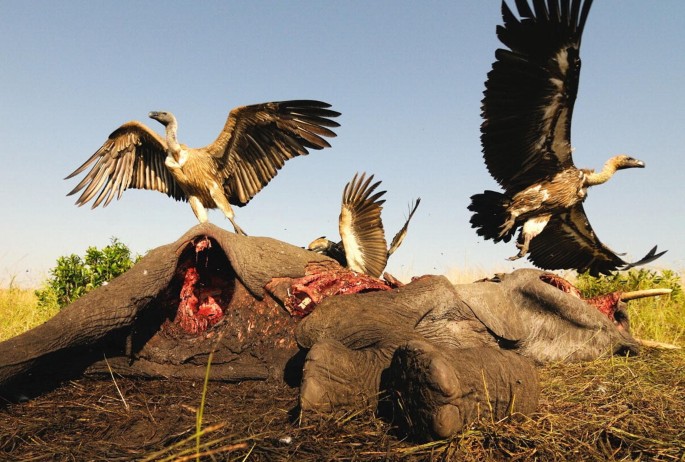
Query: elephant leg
300,339,390,412
388,340,539,441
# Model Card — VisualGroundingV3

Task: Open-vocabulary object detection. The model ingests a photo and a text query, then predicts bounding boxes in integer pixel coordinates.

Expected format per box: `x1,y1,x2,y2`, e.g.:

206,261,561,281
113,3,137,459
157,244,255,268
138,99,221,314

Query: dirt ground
0,377,306,461
1,348,684,461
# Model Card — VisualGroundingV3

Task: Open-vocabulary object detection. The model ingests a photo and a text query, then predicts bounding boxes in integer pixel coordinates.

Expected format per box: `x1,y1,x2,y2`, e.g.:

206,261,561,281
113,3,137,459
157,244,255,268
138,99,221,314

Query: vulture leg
208,186,248,236
188,196,209,223
508,215,551,261
228,217,247,237
508,240,528,261
498,215,516,239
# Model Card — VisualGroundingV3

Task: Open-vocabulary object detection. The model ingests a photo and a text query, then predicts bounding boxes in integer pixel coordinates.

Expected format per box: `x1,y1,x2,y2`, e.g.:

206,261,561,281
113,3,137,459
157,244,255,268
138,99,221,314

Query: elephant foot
300,339,386,412
389,340,539,441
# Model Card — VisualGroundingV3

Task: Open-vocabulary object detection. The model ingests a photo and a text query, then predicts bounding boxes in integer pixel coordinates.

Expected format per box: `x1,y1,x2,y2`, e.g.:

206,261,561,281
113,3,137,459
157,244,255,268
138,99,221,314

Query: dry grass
0,288,58,342
1,348,683,461
1,271,684,460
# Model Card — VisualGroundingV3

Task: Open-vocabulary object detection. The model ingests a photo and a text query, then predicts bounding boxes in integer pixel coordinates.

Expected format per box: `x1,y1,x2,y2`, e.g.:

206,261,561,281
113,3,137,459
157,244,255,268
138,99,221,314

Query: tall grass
0,288,58,342
575,268,685,347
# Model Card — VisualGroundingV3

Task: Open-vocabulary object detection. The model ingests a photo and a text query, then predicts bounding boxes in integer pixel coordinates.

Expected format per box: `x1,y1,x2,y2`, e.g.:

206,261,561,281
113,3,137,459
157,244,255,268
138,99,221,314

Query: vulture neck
584,158,620,187
164,118,182,160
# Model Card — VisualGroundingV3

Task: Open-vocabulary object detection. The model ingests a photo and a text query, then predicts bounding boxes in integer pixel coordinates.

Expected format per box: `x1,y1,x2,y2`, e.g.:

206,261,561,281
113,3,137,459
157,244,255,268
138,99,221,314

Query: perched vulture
308,172,420,278
66,100,340,235
468,0,666,276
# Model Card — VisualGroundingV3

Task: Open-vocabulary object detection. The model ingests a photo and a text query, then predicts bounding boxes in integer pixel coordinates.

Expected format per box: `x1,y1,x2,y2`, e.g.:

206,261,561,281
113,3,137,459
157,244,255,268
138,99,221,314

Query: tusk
635,338,682,350
620,288,672,301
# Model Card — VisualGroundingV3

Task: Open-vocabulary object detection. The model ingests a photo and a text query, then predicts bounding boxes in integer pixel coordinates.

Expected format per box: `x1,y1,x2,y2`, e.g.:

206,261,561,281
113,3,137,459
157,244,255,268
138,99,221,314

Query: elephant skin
0,225,638,441
0,223,332,398
296,270,638,439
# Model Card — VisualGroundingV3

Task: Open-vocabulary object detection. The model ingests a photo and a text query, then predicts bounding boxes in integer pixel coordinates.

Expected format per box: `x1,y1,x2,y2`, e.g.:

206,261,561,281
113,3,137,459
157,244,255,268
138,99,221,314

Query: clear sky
1,1,683,287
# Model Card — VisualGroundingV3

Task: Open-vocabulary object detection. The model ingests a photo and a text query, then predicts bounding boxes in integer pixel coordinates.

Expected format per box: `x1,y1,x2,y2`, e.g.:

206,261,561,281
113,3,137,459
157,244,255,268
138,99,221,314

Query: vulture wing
527,204,667,276
339,173,388,278
481,0,593,194
66,121,186,208
387,198,421,257
207,100,340,206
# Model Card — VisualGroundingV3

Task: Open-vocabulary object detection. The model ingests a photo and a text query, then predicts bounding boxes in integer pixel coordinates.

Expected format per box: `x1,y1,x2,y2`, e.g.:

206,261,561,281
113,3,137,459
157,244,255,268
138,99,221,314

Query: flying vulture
66,100,340,235
468,0,666,276
308,172,420,278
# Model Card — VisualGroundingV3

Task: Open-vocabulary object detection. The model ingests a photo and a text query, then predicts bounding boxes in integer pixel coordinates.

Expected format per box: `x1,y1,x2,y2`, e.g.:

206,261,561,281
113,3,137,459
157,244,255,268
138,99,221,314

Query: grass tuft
0,288,58,341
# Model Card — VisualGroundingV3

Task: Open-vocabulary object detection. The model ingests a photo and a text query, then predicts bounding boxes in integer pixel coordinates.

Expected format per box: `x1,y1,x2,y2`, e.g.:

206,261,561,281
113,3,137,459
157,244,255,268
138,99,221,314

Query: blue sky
1,1,683,287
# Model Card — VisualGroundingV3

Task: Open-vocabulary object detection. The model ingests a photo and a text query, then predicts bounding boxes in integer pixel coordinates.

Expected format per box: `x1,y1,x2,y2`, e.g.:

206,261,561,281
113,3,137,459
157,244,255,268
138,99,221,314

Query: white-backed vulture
66,100,340,235
468,0,666,276
308,172,420,278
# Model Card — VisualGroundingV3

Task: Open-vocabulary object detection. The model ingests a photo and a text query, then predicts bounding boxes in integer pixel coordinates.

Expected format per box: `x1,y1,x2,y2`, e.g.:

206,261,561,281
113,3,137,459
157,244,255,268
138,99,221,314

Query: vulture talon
229,219,248,237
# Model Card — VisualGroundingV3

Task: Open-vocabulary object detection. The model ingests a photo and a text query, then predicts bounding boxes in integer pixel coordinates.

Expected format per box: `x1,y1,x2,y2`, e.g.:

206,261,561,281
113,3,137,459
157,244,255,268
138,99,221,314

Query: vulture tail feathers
468,190,515,243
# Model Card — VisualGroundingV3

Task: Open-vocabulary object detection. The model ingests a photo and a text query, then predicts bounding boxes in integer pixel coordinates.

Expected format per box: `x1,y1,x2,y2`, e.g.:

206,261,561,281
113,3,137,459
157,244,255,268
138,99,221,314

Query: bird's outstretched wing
207,100,340,206
527,204,667,276
66,121,186,208
481,0,593,193
338,173,388,278
387,198,421,257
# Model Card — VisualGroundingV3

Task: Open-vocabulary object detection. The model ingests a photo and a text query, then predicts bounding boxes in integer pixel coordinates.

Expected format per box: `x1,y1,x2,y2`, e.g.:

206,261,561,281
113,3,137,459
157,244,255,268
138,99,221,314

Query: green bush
35,238,140,310
575,268,683,300
576,269,684,346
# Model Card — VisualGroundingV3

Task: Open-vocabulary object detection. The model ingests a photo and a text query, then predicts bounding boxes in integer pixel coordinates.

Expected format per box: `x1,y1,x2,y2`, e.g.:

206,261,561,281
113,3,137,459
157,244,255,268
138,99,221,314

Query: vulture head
308,237,336,254
611,155,645,171
148,111,176,127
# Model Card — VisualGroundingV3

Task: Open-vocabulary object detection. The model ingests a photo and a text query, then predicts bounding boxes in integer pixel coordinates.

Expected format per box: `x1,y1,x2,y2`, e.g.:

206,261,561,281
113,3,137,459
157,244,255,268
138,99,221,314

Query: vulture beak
625,158,645,169
148,111,170,126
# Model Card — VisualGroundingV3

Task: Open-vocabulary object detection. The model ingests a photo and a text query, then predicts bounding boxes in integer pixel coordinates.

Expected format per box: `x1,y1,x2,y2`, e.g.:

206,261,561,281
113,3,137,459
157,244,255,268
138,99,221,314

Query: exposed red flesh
285,262,393,317
172,237,227,335
540,273,623,324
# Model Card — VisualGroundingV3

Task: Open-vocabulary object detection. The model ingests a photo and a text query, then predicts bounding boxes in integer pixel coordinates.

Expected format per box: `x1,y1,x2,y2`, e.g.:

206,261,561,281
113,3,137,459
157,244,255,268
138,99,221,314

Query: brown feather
66,101,340,232
66,121,185,207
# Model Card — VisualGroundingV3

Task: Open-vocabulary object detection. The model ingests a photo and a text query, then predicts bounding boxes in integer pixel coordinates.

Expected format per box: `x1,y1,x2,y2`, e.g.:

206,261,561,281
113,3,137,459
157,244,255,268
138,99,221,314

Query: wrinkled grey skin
0,224,637,440
0,223,331,397
296,269,638,440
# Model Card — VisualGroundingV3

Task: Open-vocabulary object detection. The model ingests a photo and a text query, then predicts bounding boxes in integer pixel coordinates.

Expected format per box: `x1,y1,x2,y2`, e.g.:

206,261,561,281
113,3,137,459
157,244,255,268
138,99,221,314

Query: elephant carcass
0,224,642,441
295,269,639,440
0,223,341,398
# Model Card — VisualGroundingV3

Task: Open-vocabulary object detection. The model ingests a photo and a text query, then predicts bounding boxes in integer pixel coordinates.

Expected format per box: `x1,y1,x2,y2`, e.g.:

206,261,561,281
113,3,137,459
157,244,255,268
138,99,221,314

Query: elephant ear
461,282,529,343
502,268,612,329
469,294,529,342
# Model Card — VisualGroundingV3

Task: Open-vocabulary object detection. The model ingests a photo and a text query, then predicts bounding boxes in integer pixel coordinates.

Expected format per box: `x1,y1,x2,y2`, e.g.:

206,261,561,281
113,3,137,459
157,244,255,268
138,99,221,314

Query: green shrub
576,269,685,346
35,238,140,310
575,268,683,300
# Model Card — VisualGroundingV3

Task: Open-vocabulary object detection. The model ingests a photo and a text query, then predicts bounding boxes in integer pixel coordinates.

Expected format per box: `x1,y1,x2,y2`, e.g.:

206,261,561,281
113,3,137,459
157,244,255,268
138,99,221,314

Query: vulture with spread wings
468,0,665,276
308,172,420,278
66,100,340,235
